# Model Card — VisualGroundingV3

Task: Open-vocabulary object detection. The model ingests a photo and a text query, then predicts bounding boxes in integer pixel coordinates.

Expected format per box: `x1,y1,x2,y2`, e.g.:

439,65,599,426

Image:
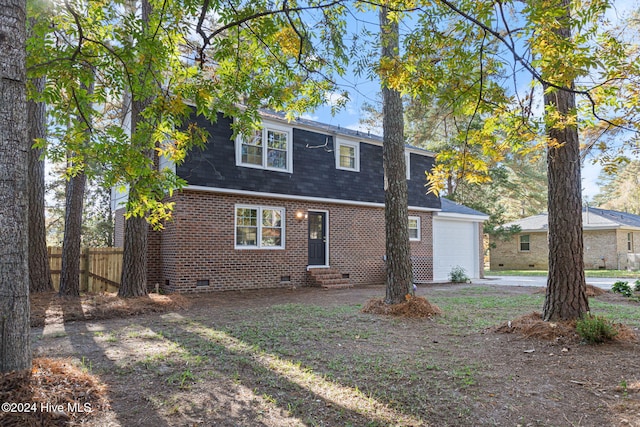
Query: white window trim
408,216,421,241
519,234,530,252
405,151,411,180
335,139,360,172
235,204,286,250
235,122,293,173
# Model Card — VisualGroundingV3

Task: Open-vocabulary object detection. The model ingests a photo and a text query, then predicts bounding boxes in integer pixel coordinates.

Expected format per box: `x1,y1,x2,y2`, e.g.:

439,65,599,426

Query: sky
300,0,640,202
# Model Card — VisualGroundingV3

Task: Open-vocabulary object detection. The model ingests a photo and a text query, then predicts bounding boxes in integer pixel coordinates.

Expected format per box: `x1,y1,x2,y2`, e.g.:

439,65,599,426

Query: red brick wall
149,189,435,293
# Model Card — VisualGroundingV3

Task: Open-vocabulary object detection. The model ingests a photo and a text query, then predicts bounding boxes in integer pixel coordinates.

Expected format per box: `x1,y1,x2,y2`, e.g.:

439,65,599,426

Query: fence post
82,247,90,292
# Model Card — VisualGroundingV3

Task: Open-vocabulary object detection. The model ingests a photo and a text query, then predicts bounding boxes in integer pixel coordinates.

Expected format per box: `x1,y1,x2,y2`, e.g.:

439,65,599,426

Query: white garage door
433,218,479,281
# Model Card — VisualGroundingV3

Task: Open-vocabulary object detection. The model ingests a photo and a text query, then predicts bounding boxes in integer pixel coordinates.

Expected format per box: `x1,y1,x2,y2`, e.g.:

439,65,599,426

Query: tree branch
434,0,636,134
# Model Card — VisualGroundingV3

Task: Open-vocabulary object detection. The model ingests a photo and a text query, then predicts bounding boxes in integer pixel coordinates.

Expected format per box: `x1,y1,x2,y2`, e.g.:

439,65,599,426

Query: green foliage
27,0,348,227
593,161,640,215
576,313,618,344
449,266,470,283
380,0,639,205
612,281,633,298
635,280,640,293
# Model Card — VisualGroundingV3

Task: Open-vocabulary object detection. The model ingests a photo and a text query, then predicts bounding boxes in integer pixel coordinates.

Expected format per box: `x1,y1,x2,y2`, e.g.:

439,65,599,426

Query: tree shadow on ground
39,295,173,426
144,315,426,426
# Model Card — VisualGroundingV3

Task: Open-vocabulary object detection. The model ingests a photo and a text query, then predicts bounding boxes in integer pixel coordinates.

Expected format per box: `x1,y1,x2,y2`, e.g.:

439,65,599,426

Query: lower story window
236,205,285,249
519,234,530,252
408,216,421,241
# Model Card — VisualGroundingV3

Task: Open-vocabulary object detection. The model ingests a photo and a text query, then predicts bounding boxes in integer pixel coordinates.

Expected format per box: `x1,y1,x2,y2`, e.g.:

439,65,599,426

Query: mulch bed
0,358,109,426
494,311,638,343
361,295,442,318
30,291,190,327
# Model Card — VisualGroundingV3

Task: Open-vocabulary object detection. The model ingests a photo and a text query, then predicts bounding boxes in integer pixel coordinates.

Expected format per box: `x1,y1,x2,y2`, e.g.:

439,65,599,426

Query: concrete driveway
482,275,638,290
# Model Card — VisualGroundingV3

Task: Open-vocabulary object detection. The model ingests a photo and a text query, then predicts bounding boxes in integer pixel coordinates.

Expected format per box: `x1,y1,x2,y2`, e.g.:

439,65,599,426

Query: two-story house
113,111,488,292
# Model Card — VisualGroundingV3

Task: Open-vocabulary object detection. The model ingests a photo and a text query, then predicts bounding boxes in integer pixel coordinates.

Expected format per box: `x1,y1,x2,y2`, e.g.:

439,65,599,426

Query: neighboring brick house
490,207,640,271
113,111,487,292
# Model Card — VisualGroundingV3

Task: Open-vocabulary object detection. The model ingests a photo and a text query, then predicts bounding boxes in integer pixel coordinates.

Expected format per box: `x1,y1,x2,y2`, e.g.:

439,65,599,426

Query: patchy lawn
486,269,640,279
9,283,640,426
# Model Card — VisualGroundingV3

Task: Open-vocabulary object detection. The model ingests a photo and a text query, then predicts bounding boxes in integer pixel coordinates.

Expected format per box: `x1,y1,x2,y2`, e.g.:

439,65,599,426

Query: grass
486,269,640,278
45,286,640,426
429,291,545,331
589,300,640,327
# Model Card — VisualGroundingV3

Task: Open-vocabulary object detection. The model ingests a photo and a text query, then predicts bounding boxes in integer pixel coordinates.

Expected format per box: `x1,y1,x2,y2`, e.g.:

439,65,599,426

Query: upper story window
236,122,293,173
408,216,421,241
335,139,360,172
235,205,285,249
519,234,530,252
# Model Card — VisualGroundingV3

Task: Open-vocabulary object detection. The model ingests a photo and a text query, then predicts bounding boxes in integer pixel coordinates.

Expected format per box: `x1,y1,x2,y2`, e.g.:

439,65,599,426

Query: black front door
308,211,326,265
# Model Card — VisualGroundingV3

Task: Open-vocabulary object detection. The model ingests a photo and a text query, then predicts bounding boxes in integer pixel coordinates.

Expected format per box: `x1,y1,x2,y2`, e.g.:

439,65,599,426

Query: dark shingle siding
178,114,439,209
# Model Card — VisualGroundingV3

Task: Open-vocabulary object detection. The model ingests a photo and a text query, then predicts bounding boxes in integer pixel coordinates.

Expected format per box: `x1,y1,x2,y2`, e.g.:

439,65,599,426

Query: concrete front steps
308,268,353,289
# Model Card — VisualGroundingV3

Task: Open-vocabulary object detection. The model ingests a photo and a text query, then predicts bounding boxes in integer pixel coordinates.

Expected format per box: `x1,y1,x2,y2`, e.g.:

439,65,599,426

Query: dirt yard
18,283,640,425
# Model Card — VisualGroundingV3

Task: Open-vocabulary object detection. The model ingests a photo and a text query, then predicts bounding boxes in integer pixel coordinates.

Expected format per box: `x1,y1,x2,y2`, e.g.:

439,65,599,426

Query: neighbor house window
236,123,293,173
628,233,633,252
335,139,360,172
519,234,530,252
408,216,420,241
235,205,285,249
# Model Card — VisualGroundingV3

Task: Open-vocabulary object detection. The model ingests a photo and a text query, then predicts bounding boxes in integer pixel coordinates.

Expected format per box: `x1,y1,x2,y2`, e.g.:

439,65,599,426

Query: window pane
267,130,287,150
246,129,262,146
262,209,281,227
236,227,257,246
236,208,258,246
408,218,419,240
309,213,323,240
339,145,355,169
262,209,282,247
261,228,282,247
236,208,257,226
242,144,263,165
267,149,287,169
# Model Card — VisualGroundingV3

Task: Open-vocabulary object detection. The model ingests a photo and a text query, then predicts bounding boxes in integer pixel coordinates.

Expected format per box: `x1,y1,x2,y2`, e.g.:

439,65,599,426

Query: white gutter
184,185,441,212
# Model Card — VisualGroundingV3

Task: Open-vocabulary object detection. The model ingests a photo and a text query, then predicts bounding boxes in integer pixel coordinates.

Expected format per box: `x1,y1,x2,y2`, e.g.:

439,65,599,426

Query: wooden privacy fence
48,247,123,293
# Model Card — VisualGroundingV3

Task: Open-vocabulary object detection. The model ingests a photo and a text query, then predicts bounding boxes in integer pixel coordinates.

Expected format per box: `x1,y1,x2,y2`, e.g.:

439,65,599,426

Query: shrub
612,281,633,298
634,279,640,293
576,313,618,344
449,266,469,283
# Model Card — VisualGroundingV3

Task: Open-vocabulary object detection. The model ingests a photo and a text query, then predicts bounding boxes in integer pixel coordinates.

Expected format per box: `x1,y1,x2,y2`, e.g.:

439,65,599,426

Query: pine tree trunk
118,0,152,298
380,6,413,305
119,211,149,297
541,0,589,321
542,85,589,321
59,170,86,297
28,76,53,293
0,0,32,372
